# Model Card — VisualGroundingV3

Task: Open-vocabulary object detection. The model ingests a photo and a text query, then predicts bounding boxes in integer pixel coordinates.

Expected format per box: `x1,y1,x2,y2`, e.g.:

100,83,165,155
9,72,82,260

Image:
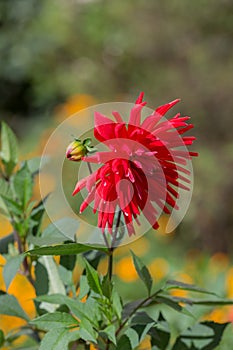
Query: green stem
115,289,162,337
107,248,114,281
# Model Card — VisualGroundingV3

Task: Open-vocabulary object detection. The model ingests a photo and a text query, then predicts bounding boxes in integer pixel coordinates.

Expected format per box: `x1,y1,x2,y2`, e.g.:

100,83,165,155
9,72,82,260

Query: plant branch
115,288,162,337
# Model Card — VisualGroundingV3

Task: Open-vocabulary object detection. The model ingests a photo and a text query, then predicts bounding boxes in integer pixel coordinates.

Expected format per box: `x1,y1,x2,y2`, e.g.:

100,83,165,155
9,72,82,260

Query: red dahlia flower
69,93,197,236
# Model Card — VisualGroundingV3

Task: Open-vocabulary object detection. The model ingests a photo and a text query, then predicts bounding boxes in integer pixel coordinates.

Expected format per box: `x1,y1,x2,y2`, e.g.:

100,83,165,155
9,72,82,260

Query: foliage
0,122,233,349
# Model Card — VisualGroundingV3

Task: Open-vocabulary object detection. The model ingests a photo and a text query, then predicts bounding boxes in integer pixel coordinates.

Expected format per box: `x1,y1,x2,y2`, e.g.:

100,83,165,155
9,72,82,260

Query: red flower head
70,93,197,236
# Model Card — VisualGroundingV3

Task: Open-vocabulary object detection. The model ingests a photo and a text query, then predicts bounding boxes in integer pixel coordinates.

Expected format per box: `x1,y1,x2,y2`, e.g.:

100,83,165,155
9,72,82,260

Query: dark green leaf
131,311,155,325
166,280,218,296
116,334,132,350
3,254,25,290
192,299,233,306
0,330,4,347
83,250,105,269
131,251,152,295
172,322,229,350
30,312,78,331
149,318,170,350
27,242,108,256
101,274,113,299
60,254,76,271
0,122,18,176
131,312,155,343
29,196,47,236
0,294,29,321
34,261,49,296
158,294,233,307
122,299,144,320
0,233,14,254
155,295,183,312
84,258,103,295
39,328,80,350
172,338,190,350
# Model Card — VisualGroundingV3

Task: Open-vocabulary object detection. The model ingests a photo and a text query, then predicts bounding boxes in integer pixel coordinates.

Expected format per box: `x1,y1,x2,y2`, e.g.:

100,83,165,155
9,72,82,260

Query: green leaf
131,312,155,343
0,178,12,216
34,261,49,296
27,243,108,256
149,315,170,350
30,312,78,331
39,328,80,350
101,274,113,299
0,330,4,347
36,294,70,305
0,121,18,176
122,300,144,320
155,295,183,312
158,294,233,307
40,256,66,296
28,220,76,246
79,318,97,343
116,334,132,350
215,323,233,350
124,328,139,348
101,325,116,345
13,162,33,208
57,265,74,290
27,157,42,175
131,311,155,325
131,251,152,295
3,254,25,290
29,197,47,236
60,254,76,271
84,258,103,295
112,286,122,320
0,233,14,254
192,299,233,306
36,294,97,327
0,178,13,197
1,195,22,216
166,280,218,296
78,275,90,300
0,294,29,321
172,322,229,350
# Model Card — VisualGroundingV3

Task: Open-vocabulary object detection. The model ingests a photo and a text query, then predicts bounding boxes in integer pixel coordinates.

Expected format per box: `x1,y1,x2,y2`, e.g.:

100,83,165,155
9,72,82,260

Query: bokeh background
1,0,233,339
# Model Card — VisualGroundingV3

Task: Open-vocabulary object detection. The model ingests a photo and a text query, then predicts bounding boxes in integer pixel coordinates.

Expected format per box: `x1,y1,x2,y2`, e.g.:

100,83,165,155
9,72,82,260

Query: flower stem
107,248,114,281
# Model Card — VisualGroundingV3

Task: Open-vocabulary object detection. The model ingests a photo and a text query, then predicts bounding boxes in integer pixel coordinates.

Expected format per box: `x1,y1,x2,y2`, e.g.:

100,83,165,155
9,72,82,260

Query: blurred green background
1,0,233,254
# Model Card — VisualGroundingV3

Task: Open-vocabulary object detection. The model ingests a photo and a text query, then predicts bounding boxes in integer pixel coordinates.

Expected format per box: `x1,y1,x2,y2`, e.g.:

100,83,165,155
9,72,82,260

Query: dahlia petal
126,221,135,236
141,111,164,131
135,91,144,104
94,111,117,142
155,99,180,116
129,104,144,127
112,111,124,123
178,124,194,134
72,177,88,196
167,184,180,198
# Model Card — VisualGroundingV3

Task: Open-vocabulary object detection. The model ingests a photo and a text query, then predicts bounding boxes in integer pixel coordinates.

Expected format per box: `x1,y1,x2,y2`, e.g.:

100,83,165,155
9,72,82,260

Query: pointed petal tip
135,91,145,104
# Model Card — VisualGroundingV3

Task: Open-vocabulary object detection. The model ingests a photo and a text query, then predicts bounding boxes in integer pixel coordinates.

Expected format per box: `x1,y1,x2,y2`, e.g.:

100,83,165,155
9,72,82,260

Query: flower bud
66,139,87,161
